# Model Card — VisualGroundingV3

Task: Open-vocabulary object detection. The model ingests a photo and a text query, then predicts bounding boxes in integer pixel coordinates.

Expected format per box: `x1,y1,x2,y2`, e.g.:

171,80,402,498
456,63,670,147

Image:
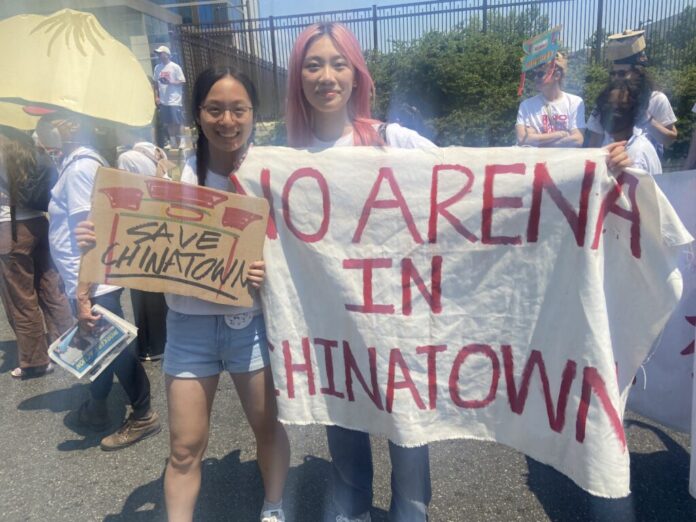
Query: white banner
235,146,691,498
625,170,696,499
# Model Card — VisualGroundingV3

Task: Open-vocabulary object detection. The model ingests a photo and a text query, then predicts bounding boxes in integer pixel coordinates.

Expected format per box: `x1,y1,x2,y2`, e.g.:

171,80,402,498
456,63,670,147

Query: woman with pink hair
286,21,633,522
287,21,435,522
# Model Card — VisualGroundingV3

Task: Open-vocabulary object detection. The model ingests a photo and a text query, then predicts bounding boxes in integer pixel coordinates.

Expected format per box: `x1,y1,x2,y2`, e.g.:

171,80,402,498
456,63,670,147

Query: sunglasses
609,69,630,78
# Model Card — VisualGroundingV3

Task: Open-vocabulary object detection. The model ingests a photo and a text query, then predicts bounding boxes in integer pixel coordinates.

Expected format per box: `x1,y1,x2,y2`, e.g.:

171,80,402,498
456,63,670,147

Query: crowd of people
0,19,692,522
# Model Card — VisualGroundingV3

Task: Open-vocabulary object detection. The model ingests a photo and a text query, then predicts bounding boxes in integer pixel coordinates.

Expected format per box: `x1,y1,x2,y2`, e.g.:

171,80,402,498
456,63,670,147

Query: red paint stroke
680,316,696,356
221,207,263,231
104,213,120,283
146,179,228,208
100,187,143,210
218,237,240,293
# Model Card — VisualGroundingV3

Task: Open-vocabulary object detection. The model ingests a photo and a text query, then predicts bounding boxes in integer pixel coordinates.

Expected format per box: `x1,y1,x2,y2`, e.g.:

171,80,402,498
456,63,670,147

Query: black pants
72,289,152,418
131,289,167,358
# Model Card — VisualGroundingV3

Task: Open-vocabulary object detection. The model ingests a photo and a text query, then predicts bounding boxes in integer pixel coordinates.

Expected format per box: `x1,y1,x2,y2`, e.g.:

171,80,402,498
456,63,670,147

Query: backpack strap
61,153,106,175
377,122,389,145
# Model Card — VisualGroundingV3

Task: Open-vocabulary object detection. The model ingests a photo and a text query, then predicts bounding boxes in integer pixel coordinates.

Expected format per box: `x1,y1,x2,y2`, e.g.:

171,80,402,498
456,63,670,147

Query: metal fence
175,0,696,120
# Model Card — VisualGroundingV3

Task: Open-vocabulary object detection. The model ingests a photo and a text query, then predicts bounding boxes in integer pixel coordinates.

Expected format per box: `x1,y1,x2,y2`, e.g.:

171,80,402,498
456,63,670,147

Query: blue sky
259,0,422,17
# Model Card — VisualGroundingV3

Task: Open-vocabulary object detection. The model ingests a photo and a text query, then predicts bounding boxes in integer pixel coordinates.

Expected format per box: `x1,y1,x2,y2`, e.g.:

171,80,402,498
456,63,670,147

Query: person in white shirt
595,77,662,176
586,30,677,155
153,45,186,149
516,52,585,148
40,112,161,450
686,102,696,170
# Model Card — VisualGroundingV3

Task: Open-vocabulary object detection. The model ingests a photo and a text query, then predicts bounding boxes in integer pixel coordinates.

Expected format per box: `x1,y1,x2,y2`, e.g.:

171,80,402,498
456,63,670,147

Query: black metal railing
175,0,696,120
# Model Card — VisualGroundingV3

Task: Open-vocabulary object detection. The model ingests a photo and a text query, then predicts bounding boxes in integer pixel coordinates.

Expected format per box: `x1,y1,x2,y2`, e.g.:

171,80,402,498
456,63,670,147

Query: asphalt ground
0,293,695,522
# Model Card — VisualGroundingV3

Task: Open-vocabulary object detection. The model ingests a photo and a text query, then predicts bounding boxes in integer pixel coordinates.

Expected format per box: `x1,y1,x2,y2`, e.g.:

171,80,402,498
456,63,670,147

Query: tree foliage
367,6,696,165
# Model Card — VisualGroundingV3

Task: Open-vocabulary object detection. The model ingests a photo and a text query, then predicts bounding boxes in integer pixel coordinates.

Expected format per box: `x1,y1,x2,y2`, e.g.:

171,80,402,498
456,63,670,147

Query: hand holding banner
233,145,690,498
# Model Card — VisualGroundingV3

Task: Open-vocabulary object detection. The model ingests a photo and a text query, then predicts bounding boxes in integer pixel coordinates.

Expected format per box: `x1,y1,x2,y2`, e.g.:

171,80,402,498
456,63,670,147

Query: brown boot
100,411,161,451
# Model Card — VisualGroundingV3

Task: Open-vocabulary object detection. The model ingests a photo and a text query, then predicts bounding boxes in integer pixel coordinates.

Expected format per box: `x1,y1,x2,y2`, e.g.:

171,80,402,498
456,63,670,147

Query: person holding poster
585,30,677,156
286,22,436,522
594,78,661,176
78,67,290,522
166,66,289,522
41,112,161,450
516,52,585,148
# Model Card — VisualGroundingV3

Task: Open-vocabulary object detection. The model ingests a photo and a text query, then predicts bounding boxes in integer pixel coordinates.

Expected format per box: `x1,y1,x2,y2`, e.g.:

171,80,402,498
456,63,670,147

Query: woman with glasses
164,66,290,522
586,30,677,154
516,52,585,147
76,66,289,522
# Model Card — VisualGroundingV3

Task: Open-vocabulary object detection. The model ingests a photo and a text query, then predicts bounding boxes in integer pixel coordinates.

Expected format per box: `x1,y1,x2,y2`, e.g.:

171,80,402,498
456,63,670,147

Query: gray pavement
0,295,695,522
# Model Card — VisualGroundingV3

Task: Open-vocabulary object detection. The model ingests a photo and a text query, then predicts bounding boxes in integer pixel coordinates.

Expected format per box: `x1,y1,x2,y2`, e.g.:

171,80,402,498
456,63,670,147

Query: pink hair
286,22,383,147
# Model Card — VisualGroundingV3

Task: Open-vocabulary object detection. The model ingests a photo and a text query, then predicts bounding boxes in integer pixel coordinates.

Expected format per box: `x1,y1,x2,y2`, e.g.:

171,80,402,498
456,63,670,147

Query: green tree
368,7,551,146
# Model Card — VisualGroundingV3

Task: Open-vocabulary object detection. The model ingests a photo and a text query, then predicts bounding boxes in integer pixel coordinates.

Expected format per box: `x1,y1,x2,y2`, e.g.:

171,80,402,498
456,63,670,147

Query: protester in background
287,22,436,522
685,102,696,170
40,111,160,450
516,52,585,147
116,126,172,361
595,77,661,176
0,125,73,379
79,67,290,522
153,45,186,149
586,30,677,157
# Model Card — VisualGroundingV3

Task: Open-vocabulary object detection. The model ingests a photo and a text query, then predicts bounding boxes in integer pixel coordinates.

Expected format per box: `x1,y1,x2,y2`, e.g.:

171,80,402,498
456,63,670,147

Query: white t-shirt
153,61,185,107
516,92,586,134
587,91,677,148
164,156,261,316
626,129,662,177
310,122,436,149
48,147,119,299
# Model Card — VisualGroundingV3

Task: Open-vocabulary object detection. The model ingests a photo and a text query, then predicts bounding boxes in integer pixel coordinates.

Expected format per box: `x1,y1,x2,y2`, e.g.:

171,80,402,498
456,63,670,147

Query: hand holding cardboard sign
247,260,265,289
76,220,97,253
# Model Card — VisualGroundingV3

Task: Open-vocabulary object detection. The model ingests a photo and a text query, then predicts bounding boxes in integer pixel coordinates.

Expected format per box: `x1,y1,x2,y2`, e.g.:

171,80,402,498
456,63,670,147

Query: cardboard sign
79,167,269,307
233,145,691,498
521,25,562,72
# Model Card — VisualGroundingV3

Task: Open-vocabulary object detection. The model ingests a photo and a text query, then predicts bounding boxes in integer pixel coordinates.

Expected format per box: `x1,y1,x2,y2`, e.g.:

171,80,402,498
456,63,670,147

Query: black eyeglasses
200,104,253,120
530,70,548,80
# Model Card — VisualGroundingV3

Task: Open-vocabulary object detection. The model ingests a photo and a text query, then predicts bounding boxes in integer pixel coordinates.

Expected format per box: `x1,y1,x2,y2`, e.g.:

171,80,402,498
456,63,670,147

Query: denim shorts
163,310,269,378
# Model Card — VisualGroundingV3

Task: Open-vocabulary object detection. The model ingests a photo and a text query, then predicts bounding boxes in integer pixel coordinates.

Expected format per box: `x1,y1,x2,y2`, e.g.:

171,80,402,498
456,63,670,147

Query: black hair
595,77,650,135
191,66,259,186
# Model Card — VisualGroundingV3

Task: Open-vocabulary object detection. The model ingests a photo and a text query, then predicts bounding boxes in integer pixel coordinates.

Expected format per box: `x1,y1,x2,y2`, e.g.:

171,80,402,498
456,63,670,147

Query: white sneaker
336,513,371,522
260,508,285,522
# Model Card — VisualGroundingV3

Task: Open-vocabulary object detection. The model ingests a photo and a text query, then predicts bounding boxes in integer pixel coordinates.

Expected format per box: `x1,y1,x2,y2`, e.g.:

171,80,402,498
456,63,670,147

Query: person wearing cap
153,45,186,149
586,30,677,155
516,52,585,147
